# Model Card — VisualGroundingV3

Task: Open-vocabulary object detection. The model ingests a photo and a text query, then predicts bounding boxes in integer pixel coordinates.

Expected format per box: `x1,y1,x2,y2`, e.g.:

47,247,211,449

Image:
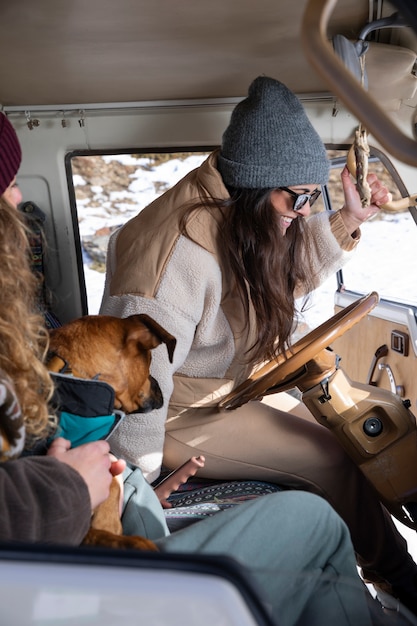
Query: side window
70,146,416,325
298,146,417,331
70,151,211,313
330,147,417,304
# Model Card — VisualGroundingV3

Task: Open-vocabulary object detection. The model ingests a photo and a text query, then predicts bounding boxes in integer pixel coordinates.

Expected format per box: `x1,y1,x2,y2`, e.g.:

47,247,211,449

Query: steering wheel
218,291,379,411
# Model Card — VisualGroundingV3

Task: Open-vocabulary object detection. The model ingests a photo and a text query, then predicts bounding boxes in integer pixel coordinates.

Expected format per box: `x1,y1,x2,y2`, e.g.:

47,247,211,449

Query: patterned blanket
162,477,282,531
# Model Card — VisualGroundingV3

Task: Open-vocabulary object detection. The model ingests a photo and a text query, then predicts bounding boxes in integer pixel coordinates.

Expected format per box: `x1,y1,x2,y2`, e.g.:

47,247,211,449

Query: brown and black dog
46,313,185,550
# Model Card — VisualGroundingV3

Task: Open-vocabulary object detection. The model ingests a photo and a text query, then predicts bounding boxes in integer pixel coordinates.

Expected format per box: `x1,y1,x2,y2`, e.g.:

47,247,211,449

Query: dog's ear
125,315,176,363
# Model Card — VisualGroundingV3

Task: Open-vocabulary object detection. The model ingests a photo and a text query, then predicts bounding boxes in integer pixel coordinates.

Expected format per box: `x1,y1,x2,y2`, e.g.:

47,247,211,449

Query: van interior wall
11,99,360,323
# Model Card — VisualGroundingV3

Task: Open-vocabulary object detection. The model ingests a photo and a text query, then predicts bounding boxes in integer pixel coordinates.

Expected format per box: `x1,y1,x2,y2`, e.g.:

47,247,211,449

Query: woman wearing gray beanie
101,76,417,618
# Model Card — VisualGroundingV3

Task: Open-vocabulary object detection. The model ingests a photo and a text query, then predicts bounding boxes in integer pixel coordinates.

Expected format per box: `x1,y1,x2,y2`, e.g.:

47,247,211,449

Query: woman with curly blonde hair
0,112,125,543
0,182,54,446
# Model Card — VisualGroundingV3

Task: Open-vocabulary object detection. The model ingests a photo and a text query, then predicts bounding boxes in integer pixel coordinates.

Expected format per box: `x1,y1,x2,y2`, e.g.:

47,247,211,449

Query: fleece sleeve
100,234,233,481
297,210,361,296
0,456,92,544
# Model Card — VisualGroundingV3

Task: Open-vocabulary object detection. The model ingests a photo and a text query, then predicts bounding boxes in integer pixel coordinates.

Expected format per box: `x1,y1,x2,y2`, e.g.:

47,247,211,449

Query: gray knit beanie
217,76,329,189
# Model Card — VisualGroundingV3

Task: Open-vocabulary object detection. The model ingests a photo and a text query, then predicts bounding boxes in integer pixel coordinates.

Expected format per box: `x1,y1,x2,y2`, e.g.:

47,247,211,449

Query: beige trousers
163,391,416,587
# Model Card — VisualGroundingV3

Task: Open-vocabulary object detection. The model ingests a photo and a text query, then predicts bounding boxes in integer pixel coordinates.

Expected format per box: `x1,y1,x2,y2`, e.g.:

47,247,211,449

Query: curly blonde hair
0,196,55,445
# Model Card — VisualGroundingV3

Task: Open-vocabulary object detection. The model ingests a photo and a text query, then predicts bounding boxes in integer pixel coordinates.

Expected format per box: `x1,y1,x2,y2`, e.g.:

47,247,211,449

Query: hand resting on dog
47,437,126,511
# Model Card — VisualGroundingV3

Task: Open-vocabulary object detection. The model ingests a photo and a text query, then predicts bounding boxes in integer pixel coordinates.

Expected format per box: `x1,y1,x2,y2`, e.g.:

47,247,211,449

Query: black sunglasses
279,187,322,212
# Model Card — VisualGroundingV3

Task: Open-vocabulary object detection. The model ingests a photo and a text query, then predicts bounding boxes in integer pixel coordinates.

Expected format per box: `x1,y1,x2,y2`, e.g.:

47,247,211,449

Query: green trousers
121,467,373,626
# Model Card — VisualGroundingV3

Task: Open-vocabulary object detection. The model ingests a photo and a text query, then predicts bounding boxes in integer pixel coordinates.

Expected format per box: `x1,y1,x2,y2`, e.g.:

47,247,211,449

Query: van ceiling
0,0,390,106
0,0,414,107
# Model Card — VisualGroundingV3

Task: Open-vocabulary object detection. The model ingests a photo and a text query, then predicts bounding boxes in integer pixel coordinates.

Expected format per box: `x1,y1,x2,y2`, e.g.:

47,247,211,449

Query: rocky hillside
72,151,401,272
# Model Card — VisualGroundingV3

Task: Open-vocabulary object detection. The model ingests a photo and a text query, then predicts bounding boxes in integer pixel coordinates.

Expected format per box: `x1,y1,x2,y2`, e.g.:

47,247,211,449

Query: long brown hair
180,187,316,365
0,196,55,446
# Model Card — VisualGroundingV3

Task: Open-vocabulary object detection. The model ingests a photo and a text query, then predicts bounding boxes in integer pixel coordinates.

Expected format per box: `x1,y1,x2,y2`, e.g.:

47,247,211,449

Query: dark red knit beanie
0,113,22,197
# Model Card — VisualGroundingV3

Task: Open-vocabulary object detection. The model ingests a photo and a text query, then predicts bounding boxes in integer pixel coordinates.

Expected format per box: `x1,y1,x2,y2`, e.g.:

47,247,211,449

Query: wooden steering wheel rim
218,291,379,411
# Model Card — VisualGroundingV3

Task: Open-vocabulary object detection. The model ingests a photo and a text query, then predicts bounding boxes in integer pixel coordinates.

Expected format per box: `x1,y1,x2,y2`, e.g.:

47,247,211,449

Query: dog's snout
149,376,164,409
136,376,163,413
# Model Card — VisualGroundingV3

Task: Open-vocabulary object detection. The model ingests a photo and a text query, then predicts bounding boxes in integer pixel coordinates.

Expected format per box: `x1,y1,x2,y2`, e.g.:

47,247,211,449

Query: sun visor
365,41,417,110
